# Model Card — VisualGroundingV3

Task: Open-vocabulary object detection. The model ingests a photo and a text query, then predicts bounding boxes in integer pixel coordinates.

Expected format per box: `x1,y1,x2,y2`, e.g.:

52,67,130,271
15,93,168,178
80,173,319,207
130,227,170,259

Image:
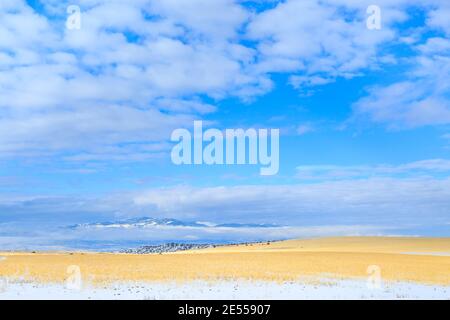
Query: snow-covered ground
0,278,448,300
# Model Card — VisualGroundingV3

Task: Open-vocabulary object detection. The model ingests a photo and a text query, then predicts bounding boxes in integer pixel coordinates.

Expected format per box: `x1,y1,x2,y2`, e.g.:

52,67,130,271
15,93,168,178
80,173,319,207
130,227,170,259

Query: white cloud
296,159,450,180
0,0,267,159
2,158,449,247
349,0,450,128
149,0,249,40
296,124,315,135
4,160,450,228
427,2,450,35
352,38,450,128
0,104,193,160
245,1,450,129
0,0,449,159
133,176,450,226
247,0,397,85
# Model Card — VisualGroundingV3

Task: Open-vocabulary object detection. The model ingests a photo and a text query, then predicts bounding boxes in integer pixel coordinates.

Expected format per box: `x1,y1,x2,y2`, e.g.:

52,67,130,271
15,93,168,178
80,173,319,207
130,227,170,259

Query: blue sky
0,0,449,249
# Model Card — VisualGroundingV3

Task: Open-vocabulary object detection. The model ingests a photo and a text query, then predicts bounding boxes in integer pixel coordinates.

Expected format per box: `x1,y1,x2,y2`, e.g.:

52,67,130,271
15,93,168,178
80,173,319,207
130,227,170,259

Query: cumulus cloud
246,0,399,85
352,51,450,128
1,0,449,160
0,0,265,160
351,1,450,128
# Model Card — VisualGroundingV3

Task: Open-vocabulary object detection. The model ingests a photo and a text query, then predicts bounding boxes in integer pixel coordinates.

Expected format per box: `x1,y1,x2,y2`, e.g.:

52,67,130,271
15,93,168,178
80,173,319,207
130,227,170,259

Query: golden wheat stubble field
0,237,450,285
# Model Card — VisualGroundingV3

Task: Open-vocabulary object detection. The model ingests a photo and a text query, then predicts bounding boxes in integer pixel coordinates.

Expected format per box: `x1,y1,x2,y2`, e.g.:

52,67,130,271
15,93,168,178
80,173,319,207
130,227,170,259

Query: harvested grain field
1,237,449,286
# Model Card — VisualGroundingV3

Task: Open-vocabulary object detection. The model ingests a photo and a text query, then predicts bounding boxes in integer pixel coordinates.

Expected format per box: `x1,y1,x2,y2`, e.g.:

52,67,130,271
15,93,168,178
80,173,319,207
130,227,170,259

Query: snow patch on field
401,252,450,256
0,278,448,300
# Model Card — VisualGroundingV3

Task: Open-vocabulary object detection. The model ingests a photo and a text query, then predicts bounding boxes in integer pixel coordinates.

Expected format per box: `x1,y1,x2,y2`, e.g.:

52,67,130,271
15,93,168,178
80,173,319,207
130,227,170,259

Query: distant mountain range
69,217,280,230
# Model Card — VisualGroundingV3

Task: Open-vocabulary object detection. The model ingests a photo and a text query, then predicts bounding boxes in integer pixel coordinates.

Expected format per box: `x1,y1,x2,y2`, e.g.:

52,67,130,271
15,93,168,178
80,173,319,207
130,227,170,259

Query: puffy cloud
352,38,450,128
246,1,450,128
348,0,450,128
426,1,450,35
247,0,397,83
149,0,249,40
0,0,266,160
1,0,449,160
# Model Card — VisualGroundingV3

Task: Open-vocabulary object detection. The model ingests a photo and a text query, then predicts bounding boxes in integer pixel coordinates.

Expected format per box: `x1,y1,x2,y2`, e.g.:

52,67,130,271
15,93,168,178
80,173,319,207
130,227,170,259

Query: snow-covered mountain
69,217,280,230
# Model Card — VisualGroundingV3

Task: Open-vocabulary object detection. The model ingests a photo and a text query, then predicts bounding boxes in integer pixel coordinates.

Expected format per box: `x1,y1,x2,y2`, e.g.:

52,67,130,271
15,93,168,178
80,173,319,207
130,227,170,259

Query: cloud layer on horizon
2,160,450,227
